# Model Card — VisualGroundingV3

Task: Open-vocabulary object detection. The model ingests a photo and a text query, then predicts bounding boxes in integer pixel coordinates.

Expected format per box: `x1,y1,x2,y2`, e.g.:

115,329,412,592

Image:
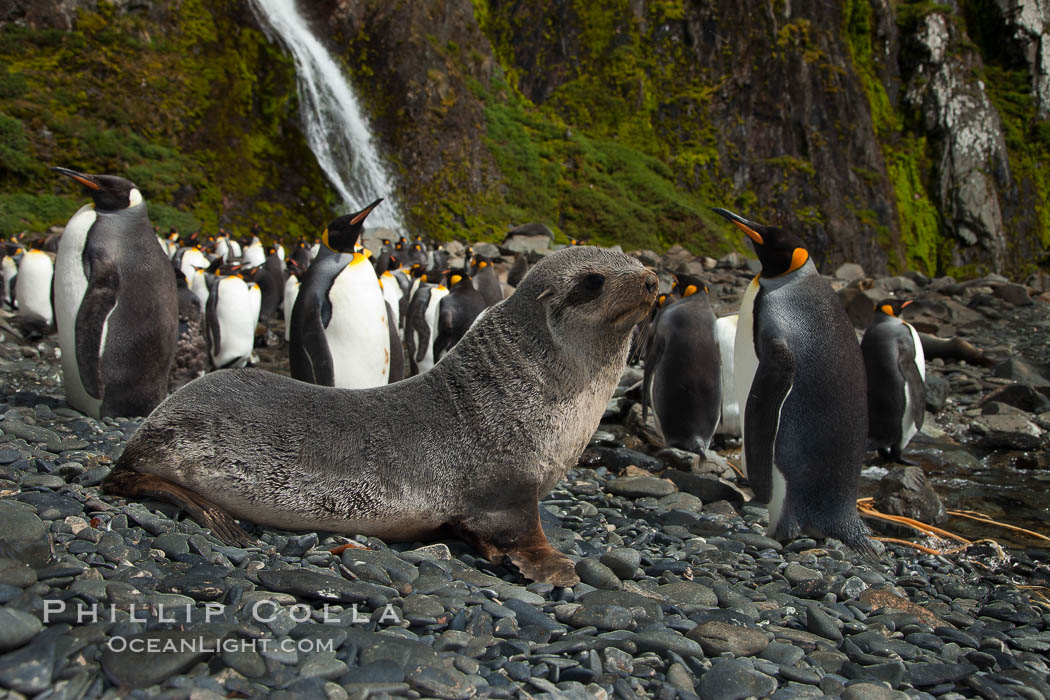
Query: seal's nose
644,271,658,296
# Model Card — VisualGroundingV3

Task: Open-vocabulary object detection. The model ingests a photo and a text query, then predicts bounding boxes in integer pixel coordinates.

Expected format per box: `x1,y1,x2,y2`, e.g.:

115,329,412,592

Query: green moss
844,0,944,275
0,193,79,233
0,1,335,241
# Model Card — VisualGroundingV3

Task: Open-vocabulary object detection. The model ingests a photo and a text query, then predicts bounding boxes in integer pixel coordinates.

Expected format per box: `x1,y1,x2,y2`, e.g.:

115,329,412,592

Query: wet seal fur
103,247,658,586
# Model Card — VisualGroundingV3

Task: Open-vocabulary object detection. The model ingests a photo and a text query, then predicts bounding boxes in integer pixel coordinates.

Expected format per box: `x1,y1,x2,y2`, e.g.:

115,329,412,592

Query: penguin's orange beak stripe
350,198,383,225
731,220,763,245
70,174,101,190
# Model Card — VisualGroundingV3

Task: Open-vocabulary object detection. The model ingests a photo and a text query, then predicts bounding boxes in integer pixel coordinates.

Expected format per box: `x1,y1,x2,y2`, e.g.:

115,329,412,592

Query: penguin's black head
875,298,911,318
671,273,708,298
712,208,809,278
321,197,383,253
448,269,472,288
52,167,141,211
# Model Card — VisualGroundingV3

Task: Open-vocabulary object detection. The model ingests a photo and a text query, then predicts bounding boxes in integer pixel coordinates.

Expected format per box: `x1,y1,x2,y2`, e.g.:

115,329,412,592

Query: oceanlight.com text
105,635,335,654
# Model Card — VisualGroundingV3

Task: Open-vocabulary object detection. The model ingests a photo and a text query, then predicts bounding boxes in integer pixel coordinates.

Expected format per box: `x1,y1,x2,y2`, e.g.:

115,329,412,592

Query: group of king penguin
2,167,512,420
644,208,927,554
3,165,931,555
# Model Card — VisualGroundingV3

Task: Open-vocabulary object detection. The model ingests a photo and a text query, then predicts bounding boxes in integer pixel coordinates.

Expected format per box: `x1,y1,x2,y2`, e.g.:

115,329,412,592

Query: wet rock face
902,11,1011,270
995,0,1050,119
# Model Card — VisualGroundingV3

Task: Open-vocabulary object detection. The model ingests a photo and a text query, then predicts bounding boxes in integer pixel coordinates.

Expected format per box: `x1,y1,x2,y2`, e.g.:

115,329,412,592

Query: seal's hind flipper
456,508,580,588
102,469,253,547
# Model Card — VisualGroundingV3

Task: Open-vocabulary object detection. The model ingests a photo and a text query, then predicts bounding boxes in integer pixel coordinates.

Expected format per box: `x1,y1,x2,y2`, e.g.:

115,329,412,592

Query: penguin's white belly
15,252,54,326
324,266,391,389
243,245,265,268
900,320,926,451
381,274,402,329
54,205,102,418
190,271,210,313
283,277,300,342
734,279,760,476
417,288,449,374
715,314,740,437
211,278,257,368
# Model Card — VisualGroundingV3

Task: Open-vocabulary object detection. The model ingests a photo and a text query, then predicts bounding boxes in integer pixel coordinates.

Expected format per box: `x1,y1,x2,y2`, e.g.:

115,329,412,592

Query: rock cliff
1,0,1047,277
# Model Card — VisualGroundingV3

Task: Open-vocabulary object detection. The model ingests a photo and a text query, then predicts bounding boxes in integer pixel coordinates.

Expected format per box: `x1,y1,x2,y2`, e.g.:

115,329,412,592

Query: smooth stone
570,603,635,631
905,662,977,687
578,590,663,623
665,471,748,505
221,648,266,678
14,492,82,520
841,683,910,700
0,609,42,652
632,628,705,659
605,476,675,498
730,532,783,551
0,560,37,588
0,630,58,694
805,604,843,643
784,563,822,585
257,570,393,605
300,652,348,681
342,549,420,584
687,621,769,657
0,501,51,566
575,559,622,591
152,534,191,558
656,581,718,610
599,548,641,580
699,657,778,700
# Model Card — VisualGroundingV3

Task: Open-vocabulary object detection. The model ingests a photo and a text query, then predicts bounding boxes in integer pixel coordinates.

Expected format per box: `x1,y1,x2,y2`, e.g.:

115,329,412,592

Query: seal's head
513,246,658,365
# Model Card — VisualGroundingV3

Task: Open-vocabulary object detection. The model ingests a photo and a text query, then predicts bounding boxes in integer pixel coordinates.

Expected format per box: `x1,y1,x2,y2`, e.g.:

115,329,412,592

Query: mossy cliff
0,0,334,241
1,0,1047,276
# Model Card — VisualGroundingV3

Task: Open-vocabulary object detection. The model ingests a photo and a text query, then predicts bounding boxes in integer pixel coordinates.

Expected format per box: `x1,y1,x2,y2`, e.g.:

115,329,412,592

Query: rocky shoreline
0,248,1049,699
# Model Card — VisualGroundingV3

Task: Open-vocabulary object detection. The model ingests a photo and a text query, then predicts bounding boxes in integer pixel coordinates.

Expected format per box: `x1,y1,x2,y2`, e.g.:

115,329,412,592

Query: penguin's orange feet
102,469,254,547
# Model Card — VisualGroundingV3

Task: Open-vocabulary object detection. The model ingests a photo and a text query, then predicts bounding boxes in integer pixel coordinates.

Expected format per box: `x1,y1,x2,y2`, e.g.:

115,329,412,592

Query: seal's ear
537,287,555,301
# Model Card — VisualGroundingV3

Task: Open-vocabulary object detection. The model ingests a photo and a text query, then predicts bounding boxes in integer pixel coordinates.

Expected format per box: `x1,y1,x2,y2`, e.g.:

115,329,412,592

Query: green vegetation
844,0,946,275
459,0,751,254
0,0,333,243
959,0,1050,266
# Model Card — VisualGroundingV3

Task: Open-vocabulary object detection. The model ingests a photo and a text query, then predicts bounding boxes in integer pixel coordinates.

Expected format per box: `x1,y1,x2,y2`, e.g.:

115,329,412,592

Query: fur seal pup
103,247,658,586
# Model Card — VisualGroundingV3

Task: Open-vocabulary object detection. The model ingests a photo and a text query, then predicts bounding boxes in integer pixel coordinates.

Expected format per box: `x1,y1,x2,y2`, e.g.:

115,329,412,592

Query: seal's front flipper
102,469,254,547
455,507,580,588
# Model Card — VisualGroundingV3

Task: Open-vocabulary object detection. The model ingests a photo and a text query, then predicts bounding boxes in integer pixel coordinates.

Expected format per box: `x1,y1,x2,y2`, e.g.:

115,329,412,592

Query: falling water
249,0,404,230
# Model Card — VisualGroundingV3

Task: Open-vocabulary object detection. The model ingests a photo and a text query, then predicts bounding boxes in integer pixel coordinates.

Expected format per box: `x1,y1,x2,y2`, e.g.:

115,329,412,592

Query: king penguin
204,273,260,369
14,249,54,337
289,198,391,388
53,167,178,418
713,207,873,556
432,270,487,362
862,299,926,463
642,274,722,455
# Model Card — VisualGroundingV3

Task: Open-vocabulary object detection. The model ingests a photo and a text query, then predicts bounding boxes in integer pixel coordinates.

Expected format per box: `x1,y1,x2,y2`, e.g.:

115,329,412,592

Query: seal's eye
582,273,605,291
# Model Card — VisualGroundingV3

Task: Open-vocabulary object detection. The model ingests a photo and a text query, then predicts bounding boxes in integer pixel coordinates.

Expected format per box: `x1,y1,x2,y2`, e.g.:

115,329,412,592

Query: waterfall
249,0,404,231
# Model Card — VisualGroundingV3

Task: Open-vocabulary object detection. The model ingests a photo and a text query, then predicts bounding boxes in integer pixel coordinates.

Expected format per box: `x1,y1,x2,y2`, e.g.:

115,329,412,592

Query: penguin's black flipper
298,297,335,386
385,301,404,383
744,338,794,502
897,335,925,431
75,264,120,399
641,330,666,425
432,307,454,362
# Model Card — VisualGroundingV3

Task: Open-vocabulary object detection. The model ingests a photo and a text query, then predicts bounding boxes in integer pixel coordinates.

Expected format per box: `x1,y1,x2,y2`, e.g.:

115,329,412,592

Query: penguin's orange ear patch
451,274,463,286
880,304,895,316
683,285,698,297
788,248,808,272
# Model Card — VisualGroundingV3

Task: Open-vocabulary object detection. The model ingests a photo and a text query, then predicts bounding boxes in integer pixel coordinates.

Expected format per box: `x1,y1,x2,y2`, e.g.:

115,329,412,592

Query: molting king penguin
53,167,178,418
289,198,391,388
713,207,873,556
642,274,722,455
861,298,926,463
